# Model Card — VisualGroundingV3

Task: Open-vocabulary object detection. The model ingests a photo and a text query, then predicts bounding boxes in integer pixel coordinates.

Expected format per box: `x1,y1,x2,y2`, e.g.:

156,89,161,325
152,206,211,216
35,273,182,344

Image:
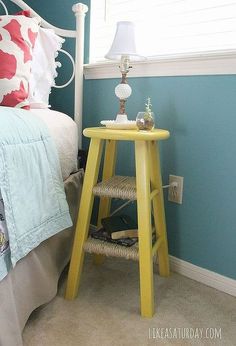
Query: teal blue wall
84,76,236,280
3,1,235,279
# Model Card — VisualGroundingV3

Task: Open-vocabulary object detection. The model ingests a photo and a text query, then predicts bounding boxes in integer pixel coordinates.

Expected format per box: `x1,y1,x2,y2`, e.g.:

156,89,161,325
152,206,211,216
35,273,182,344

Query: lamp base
116,113,128,123
115,83,132,121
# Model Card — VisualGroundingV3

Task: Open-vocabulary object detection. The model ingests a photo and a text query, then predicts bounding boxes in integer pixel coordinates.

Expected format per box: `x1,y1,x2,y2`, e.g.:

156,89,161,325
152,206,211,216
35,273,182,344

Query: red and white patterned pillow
0,15,39,109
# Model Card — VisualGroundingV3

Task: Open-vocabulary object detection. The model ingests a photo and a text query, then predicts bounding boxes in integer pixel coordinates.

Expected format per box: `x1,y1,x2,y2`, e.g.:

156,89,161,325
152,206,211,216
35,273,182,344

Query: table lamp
105,21,143,123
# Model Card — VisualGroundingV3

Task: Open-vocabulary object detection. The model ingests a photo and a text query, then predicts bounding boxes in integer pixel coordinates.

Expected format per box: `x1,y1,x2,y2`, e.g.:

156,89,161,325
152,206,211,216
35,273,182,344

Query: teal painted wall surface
3,1,235,279
83,76,236,280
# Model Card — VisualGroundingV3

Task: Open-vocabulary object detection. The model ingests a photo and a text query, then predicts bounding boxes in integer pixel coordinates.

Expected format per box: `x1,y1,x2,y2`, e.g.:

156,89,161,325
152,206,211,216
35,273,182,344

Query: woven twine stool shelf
93,175,160,201
65,127,170,318
84,237,139,261
93,175,137,200
84,236,159,262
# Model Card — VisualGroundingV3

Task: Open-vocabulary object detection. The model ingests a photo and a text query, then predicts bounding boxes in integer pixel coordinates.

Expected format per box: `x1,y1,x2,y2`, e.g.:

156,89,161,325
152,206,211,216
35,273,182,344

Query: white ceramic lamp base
115,83,132,122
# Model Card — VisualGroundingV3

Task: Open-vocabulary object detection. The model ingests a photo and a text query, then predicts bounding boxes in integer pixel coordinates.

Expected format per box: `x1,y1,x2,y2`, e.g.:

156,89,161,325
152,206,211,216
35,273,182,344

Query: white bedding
31,109,78,180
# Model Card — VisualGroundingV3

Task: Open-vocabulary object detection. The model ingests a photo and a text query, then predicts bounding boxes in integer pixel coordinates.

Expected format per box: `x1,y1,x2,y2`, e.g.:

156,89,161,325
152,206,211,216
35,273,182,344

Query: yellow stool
65,127,170,317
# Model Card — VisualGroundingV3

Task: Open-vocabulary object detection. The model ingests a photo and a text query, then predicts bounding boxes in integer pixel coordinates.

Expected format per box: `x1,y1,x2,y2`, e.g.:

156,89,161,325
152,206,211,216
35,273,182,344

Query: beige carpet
23,256,236,346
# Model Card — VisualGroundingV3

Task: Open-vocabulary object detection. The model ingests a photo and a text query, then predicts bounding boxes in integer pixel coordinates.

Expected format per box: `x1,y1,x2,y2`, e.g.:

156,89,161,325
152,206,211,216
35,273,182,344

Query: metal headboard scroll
54,49,75,89
0,0,8,14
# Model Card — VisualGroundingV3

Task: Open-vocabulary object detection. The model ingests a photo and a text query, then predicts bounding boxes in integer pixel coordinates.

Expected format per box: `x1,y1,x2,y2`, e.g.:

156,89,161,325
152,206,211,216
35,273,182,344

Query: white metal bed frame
0,0,88,148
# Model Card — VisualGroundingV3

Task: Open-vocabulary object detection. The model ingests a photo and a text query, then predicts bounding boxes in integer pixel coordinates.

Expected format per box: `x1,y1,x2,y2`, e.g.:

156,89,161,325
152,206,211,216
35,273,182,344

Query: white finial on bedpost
72,3,88,149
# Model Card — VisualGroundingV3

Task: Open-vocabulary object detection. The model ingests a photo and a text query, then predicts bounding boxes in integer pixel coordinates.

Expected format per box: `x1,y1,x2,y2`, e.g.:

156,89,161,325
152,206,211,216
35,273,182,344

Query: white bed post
72,3,88,149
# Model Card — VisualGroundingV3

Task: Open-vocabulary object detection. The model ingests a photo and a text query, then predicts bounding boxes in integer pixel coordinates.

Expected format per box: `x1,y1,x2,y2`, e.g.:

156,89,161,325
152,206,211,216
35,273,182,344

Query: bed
0,1,88,345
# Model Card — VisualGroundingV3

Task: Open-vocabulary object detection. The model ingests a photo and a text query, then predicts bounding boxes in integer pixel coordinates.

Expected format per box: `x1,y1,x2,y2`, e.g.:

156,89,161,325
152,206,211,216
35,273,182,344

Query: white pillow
29,28,64,109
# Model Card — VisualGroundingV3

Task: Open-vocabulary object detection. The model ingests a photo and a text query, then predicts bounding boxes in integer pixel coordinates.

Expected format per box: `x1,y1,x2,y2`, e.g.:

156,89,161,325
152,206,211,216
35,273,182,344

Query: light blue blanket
0,107,72,281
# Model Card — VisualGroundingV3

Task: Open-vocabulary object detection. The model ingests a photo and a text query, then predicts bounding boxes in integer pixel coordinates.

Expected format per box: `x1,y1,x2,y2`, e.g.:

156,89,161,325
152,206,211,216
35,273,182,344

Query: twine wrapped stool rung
84,237,158,263
84,237,139,261
93,175,137,200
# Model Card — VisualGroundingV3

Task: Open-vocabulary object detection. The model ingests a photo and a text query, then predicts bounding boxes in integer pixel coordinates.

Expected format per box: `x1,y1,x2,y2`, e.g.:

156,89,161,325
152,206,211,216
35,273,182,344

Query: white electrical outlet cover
168,175,184,204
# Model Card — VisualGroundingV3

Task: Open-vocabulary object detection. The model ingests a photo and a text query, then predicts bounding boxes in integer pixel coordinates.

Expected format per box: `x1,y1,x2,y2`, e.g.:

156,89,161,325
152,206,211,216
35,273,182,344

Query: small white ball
115,84,132,100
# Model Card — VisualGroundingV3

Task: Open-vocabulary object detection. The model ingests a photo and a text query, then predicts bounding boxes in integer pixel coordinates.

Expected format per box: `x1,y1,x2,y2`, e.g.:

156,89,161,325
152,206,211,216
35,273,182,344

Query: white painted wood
169,256,236,297
10,0,88,148
84,51,236,79
72,3,88,149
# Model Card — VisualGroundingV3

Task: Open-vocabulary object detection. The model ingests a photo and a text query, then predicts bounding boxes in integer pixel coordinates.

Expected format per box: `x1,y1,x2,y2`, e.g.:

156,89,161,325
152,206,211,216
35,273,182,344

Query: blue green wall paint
83,76,236,280
3,1,235,279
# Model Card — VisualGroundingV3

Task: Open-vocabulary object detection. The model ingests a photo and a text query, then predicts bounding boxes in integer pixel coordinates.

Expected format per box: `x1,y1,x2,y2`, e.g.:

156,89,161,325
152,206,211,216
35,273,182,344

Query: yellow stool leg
65,138,104,300
94,139,117,265
135,140,154,318
149,141,170,277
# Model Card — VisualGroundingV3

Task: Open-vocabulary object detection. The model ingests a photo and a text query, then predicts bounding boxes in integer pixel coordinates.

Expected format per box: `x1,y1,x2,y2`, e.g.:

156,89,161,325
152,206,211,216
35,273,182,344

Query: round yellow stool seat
83,127,170,141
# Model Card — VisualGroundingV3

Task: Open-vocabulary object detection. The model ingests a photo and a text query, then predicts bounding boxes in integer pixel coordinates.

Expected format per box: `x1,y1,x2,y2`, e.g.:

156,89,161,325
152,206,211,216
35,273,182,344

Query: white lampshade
105,21,143,61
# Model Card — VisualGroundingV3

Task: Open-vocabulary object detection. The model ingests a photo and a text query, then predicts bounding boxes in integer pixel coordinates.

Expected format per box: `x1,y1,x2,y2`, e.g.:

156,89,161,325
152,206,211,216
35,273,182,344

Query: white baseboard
169,255,236,297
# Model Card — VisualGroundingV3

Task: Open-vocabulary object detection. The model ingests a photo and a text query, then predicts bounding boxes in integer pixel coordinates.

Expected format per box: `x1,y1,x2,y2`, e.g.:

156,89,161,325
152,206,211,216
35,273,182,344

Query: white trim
84,51,236,79
169,255,236,297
